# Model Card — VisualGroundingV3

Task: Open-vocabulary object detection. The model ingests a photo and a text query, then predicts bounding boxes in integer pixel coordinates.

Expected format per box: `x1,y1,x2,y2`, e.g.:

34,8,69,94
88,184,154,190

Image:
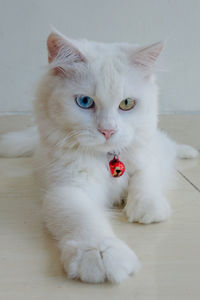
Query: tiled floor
0,115,199,300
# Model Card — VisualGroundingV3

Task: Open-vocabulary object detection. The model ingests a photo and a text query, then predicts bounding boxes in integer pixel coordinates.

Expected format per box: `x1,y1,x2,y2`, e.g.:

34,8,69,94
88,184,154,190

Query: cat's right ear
47,32,86,64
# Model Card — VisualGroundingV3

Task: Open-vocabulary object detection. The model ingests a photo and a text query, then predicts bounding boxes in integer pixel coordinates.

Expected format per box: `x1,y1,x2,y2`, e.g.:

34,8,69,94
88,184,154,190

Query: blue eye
75,95,95,109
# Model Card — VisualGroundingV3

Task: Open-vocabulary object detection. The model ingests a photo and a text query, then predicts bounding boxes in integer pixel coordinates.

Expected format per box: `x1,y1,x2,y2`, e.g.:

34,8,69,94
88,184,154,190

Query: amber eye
119,98,136,111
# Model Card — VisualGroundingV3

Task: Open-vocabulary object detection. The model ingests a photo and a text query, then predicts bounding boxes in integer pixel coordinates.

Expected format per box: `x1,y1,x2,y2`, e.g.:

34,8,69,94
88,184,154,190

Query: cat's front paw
124,196,171,224
62,238,140,284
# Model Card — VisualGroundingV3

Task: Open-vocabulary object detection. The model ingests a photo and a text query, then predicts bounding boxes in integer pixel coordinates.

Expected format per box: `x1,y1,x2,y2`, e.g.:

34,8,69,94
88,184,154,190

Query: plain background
0,0,200,114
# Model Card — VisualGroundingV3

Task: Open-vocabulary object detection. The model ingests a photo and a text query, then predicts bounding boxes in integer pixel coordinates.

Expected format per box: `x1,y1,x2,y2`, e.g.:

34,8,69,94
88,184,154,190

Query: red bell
109,156,125,177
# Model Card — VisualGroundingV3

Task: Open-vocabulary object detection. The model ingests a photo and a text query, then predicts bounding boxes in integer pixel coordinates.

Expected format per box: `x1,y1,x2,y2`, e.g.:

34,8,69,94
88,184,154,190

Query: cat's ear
130,42,164,74
47,32,86,64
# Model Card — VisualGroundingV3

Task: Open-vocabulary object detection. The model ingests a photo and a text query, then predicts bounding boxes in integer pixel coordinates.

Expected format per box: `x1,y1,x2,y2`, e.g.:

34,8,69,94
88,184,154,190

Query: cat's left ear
130,42,164,74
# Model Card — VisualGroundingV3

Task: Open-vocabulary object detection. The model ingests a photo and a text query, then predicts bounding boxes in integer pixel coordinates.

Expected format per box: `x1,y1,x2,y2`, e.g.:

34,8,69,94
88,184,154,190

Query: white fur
176,144,199,159
0,32,199,284
0,127,37,157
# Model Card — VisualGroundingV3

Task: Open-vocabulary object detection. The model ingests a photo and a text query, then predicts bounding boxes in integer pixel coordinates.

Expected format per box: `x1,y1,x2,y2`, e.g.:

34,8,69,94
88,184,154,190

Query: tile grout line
176,169,200,193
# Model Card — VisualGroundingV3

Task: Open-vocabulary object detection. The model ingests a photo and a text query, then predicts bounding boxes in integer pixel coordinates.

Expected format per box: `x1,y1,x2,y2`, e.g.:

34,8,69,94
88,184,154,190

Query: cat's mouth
89,138,124,153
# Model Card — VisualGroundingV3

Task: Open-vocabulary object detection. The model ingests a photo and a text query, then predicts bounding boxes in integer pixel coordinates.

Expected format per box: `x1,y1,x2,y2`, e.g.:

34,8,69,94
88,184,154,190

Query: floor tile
177,157,200,191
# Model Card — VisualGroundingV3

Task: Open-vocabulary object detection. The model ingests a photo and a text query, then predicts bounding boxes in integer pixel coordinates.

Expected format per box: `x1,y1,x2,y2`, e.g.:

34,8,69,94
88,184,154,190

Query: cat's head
37,31,163,153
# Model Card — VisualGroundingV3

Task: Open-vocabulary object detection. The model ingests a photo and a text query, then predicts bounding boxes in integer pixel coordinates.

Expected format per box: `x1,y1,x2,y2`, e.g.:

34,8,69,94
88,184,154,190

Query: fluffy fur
0,32,198,283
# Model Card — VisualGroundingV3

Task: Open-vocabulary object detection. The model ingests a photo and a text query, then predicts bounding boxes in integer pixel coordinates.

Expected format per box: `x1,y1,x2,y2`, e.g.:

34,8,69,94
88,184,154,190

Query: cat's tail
176,144,199,159
0,127,38,157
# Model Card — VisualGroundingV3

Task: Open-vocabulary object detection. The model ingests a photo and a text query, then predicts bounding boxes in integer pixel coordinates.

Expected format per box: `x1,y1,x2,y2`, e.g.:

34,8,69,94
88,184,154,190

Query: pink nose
98,128,116,140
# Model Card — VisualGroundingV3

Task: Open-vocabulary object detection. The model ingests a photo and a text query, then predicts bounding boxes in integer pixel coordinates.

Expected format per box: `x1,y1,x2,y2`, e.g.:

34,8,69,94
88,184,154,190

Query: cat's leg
124,140,174,224
125,165,171,224
43,185,140,283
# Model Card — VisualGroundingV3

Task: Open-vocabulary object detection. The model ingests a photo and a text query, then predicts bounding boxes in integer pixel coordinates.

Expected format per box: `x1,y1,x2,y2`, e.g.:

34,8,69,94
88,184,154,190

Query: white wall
0,0,200,113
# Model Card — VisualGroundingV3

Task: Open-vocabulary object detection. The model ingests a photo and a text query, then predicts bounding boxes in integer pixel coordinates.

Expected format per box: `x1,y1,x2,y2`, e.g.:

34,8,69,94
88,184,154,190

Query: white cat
0,31,198,283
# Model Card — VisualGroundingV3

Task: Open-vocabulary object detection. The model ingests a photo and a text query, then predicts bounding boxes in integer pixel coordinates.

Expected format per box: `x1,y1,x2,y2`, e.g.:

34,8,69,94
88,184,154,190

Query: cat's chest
70,154,129,204
75,154,128,179
46,151,130,204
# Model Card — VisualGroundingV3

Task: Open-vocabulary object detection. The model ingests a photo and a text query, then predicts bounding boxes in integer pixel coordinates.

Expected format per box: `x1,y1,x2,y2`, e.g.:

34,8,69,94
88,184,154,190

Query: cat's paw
62,238,140,283
124,196,171,224
177,144,199,159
